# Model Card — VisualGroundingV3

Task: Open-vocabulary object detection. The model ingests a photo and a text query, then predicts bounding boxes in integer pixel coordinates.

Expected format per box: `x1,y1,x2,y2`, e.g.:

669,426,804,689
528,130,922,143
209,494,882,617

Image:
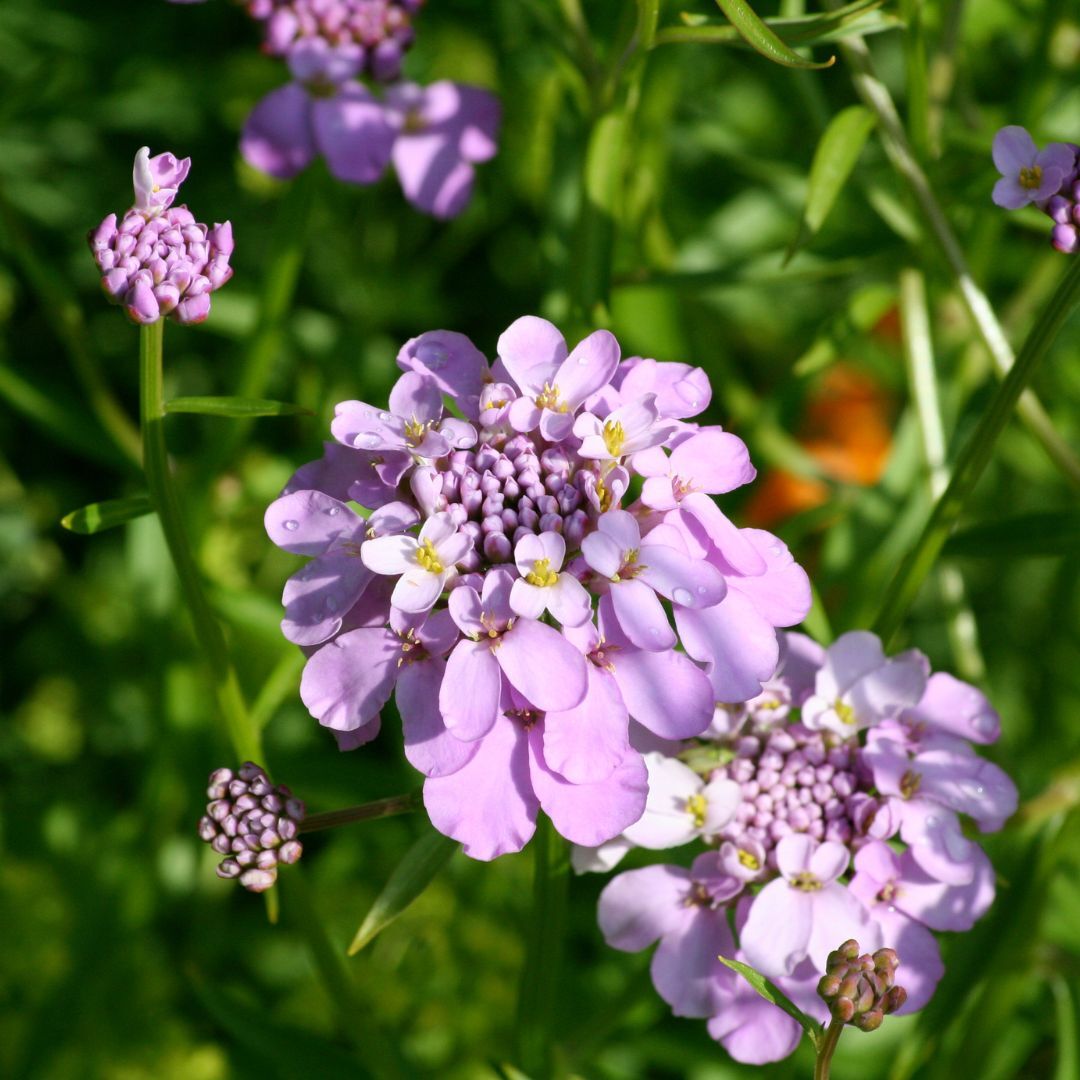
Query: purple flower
88,148,233,325
992,125,1076,209
268,316,810,859
385,81,501,219
740,834,881,978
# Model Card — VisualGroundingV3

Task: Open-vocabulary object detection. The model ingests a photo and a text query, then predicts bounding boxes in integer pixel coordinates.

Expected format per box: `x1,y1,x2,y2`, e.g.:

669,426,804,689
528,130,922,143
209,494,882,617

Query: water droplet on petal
696,585,708,595
355,433,381,449
578,355,589,365
649,626,662,637
327,506,340,517
283,520,299,531
924,815,938,827
672,587,693,606
378,411,393,422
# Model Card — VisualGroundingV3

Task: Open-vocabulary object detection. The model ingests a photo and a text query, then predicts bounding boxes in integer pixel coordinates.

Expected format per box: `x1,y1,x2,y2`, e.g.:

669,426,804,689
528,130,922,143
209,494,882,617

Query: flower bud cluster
197,762,305,893
87,147,233,326
249,0,424,83
818,940,907,1031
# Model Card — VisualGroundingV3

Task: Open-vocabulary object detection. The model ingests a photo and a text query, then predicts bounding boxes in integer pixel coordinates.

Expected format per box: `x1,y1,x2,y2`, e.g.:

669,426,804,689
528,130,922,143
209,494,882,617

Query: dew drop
355,433,381,449
283,520,299,531
696,585,708,595
327,506,340,517
649,626,662,637
378,411,393,422
924,815,938,827
673,587,693,606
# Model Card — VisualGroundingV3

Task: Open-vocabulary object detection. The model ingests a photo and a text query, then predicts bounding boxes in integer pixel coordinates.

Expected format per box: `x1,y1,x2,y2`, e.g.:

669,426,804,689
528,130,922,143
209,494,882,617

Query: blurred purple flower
991,125,1075,209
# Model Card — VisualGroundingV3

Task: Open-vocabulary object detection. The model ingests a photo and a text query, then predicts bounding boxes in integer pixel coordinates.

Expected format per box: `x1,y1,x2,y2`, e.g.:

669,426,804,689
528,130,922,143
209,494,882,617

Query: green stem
516,817,569,1076
835,26,1080,490
139,321,263,764
280,871,408,1080
813,1019,845,1080
874,255,1080,644
300,792,423,834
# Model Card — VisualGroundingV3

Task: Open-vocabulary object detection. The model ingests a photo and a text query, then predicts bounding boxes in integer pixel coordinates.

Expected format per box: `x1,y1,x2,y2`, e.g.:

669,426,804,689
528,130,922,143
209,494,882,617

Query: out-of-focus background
1,1,1079,1077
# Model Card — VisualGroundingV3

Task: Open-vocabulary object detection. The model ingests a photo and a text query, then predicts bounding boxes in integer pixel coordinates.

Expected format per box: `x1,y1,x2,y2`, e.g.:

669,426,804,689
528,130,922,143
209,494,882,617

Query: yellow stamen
899,769,922,799
415,538,444,574
602,419,626,458
686,793,708,829
404,417,428,446
534,382,566,412
1018,164,1043,190
525,557,559,587
737,849,761,872
789,871,822,892
835,700,856,726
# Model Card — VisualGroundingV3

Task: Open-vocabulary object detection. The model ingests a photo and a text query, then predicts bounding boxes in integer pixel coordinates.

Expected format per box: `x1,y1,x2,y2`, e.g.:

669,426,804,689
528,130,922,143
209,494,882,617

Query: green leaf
943,512,1080,559
60,494,154,534
786,104,876,264
165,395,314,418
718,956,824,1050
713,0,836,68
348,828,458,955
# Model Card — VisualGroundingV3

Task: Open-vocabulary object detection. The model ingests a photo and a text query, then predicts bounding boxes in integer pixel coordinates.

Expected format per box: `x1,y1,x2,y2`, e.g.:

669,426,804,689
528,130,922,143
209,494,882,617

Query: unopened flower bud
818,940,906,1033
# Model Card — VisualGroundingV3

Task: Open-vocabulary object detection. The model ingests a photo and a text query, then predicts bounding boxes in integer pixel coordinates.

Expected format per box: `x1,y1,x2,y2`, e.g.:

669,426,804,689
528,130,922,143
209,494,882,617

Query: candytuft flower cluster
198,762,305,892
265,316,812,861
170,0,499,217
585,630,1016,1065
992,125,1080,253
88,148,234,325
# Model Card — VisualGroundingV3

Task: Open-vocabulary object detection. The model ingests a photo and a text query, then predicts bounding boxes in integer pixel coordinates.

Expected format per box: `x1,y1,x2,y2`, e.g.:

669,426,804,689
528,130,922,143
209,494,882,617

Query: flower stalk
139,320,263,765
813,1019,844,1080
299,792,423,834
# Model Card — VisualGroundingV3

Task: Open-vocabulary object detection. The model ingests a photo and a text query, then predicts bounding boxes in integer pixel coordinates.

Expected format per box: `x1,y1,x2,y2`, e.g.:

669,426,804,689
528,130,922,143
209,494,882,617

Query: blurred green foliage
1,1,1080,1077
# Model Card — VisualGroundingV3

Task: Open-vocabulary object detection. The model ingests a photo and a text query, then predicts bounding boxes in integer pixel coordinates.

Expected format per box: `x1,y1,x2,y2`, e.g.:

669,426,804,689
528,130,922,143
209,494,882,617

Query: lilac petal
618,358,712,419
265,490,363,556
652,906,734,1018
542,664,630,784
637,539,726,608
497,619,588,711
740,878,813,977
240,83,316,180
447,583,484,635
451,83,501,162
313,84,395,185
571,836,633,874
397,329,489,406
622,754,702,849
899,800,976,885
1037,141,1077,176
804,884,880,972
992,175,1031,210
809,840,850,884
439,639,502,741
681,495,767,576
708,993,802,1065
388,371,444,423
597,864,692,951
509,579,547,620
581,530,623,578
529,734,647,846
816,630,887,699
554,329,620,409
610,579,675,651
992,125,1037,175
778,631,826,704
894,846,995,932
496,316,567,392
726,530,812,628
911,751,1018,831
398,659,480,778
299,628,398,732
597,508,641,551
361,534,416,575
423,714,538,860
547,576,592,627
393,133,476,219
775,833,815,878
390,566,445,614
515,531,565,573
538,409,575,443
669,430,756,494
905,672,1000,743
848,651,929,722
601,603,713,738
508,396,542,432
281,552,372,646
674,594,780,703
334,716,382,751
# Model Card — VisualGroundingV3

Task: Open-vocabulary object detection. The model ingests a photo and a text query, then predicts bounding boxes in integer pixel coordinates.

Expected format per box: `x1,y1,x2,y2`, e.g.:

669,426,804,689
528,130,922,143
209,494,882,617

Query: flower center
602,419,626,457
415,539,444,574
611,549,641,583
686,793,708,828
1018,164,1043,190
789,871,823,892
899,769,922,799
403,108,428,134
877,881,898,903
525,557,559,587
737,848,761,871
835,700,857,726
404,417,429,446
396,627,427,666
534,382,566,412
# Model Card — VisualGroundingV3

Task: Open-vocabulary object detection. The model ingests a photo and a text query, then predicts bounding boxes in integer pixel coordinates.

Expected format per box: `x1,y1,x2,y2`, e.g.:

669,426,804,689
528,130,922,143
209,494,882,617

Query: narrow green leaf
714,0,836,68
348,828,458,955
165,395,314,418
786,104,876,263
718,956,824,1050
943,512,1080,559
61,494,154,534
1053,977,1079,1080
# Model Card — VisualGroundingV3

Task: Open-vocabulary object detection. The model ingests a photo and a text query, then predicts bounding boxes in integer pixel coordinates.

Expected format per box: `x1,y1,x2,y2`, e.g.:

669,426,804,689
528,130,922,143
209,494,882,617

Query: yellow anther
789,871,823,892
602,419,626,458
625,549,639,565
534,382,566,412
686,793,708,829
415,538,444,574
899,769,922,799
835,700,857,726
525,558,559,587
404,417,428,446
737,849,760,872
1019,164,1043,190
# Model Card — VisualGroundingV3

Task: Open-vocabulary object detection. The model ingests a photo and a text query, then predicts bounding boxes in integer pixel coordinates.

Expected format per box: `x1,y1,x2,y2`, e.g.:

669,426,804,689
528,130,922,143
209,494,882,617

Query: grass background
1,1,1079,1077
